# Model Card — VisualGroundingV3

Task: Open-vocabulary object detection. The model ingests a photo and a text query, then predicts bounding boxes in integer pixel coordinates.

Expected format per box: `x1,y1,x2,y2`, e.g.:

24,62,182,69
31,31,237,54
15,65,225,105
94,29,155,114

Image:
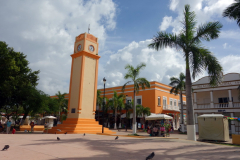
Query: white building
182,73,240,134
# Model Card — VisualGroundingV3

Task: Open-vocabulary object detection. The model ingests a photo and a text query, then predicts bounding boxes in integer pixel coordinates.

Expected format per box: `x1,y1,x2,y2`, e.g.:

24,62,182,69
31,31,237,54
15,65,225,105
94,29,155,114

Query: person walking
30,121,35,133
6,120,12,134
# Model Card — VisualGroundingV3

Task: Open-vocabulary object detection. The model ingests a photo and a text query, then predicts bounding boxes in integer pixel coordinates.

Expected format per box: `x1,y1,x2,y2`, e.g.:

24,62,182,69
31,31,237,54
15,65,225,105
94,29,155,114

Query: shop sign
218,109,226,112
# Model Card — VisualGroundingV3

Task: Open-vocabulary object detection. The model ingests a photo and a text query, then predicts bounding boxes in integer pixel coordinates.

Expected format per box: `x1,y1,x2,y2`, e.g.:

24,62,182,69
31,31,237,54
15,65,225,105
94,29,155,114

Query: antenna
88,24,90,34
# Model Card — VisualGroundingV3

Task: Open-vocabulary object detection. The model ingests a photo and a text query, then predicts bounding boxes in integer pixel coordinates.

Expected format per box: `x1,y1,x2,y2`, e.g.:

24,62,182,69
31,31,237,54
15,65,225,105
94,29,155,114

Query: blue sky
0,0,239,95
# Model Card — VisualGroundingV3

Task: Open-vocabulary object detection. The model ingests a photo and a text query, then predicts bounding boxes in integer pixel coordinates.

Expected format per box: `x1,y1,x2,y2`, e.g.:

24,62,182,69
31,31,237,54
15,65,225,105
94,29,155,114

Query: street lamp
102,77,106,133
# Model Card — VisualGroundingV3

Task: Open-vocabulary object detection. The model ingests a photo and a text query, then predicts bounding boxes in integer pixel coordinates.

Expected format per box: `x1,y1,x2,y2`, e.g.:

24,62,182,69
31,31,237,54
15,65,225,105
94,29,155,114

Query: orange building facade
98,81,186,129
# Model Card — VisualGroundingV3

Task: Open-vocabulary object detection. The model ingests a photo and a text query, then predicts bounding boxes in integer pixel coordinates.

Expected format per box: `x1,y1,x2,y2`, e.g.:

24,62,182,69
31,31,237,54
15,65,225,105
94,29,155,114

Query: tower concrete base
45,118,115,134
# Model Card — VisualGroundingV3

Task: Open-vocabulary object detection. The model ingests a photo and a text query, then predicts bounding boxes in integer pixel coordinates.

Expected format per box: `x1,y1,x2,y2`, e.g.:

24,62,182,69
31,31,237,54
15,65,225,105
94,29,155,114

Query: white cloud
98,39,186,89
223,43,227,49
220,30,240,40
223,43,231,49
220,55,240,74
0,0,116,95
159,16,172,31
166,0,234,34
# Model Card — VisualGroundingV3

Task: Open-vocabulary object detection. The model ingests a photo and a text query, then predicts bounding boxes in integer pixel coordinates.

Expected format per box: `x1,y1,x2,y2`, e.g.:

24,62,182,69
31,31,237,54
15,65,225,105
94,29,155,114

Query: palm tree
149,5,223,140
136,104,151,130
223,1,240,99
55,91,68,122
118,96,125,128
104,97,110,128
169,72,186,132
96,90,102,122
124,101,133,131
108,91,124,129
223,0,240,27
122,63,150,134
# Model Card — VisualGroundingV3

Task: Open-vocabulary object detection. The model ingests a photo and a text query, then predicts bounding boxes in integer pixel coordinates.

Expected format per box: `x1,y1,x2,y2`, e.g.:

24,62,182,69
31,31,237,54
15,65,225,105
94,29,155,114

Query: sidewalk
0,131,239,160
110,129,233,143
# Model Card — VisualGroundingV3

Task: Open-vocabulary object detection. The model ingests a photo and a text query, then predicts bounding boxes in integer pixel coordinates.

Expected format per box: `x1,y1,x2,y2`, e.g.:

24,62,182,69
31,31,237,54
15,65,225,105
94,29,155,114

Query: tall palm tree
108,91,124,129
96,90,102,122
136,104,151,129
223,1,240,99
149,5,223,140
169,72,186,132
122,63,150,134
223,0,240,27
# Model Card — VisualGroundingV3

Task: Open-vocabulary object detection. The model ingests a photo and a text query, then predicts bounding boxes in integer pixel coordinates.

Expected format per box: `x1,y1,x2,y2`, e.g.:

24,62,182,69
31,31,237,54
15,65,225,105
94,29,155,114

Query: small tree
124,101,133,131
96,90,102,122
55,91,68,122
169,72,186,131
108,91,124,129
136,104,151,129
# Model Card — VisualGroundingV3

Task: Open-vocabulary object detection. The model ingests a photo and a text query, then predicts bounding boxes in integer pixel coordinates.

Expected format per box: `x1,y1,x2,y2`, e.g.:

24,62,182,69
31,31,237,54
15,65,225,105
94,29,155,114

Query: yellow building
98,81,186,130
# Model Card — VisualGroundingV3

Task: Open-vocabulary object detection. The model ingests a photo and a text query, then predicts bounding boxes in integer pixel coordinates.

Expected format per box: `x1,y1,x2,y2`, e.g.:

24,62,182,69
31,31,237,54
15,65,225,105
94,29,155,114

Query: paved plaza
0,131,239,160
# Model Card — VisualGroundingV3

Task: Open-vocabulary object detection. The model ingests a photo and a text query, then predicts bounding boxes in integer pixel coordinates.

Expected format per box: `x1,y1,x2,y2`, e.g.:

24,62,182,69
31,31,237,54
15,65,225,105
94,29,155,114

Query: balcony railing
180,102,240,110
163,105,179,111
197,104,210,109
233,102,240,108
214,103,228,108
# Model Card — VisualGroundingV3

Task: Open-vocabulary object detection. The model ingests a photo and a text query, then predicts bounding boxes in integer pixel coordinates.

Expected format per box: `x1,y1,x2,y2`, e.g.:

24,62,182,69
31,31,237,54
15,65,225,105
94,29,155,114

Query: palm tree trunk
125,110,128,132
97,106,100,122
143,115,145,130
133,89,136,134
114,108,117,129
180,91,184,132
119,110,122,128
186,67,196,141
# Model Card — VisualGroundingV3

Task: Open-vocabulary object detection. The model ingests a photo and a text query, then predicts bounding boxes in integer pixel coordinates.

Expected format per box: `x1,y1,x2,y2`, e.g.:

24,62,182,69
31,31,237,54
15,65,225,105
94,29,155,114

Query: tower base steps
44,118,115,134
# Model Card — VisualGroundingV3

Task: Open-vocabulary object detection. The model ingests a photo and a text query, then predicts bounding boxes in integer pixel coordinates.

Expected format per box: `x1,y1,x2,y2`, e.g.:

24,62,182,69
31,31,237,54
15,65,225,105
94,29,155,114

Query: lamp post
102,77,106,133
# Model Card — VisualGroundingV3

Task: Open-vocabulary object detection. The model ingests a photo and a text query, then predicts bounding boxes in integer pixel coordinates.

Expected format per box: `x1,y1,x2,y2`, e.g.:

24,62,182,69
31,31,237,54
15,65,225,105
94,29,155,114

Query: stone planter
232,134,240,145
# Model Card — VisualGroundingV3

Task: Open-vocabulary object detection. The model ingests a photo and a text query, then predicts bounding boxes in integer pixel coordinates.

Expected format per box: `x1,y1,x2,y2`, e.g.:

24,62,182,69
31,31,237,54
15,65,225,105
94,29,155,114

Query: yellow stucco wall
68,56,82,118
80,56,96,119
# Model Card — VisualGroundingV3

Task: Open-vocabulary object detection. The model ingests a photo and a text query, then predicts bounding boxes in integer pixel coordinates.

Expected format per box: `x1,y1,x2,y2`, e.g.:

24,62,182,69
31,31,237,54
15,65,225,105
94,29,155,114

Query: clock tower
46,33,114,134
68,32,99,119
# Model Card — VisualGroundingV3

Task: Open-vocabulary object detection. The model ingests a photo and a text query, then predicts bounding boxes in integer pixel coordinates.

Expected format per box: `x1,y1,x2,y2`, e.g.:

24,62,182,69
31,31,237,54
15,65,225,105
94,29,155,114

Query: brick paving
0,130,239,160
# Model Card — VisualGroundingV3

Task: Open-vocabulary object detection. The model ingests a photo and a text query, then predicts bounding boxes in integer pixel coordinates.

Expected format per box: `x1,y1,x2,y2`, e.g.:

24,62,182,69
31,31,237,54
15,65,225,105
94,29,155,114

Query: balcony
163,105,180,111
181,102,240,109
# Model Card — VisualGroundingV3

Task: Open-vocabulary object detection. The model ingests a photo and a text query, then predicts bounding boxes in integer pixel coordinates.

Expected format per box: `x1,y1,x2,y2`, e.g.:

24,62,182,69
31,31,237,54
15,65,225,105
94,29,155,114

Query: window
137,98,142,105
178,100,180,107
183,101,186,105
163,97,167,107
71,108,75,113
170,98,173,106
174,99,177,107
135,96,142,105
126,97,132,104
158,97,161,106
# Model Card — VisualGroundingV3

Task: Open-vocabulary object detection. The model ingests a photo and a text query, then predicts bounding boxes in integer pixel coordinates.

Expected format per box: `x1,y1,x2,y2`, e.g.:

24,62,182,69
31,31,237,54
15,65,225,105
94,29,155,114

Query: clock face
89,45,94,52
77,44,81,51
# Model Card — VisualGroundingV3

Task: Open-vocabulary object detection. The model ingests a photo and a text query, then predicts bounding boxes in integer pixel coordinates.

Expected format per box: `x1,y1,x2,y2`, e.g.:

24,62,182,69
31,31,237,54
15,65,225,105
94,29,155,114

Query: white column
194,92,197,109
195,113,198,133
230,113,235,134
228,90,233,108
210,91,214,108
